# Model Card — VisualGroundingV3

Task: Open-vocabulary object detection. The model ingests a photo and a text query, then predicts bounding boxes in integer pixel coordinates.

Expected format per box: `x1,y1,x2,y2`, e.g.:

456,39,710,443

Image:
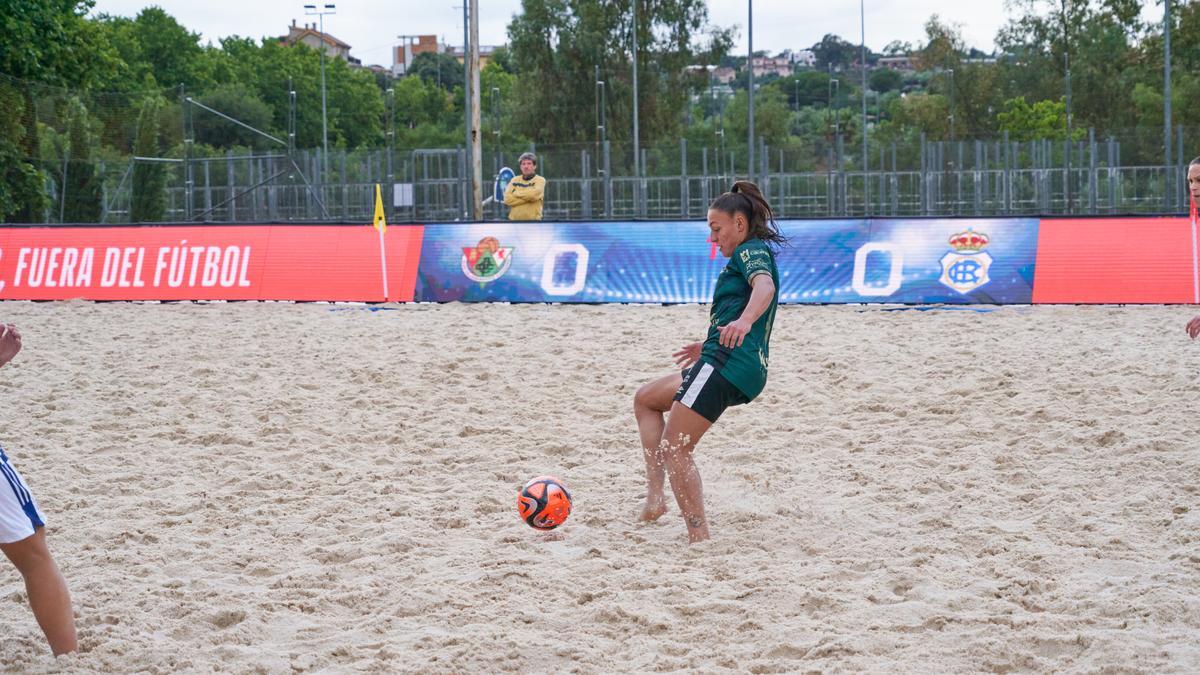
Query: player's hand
673,342,701,368
1188,315,1200,339
718,319,752,349
0,324,22,368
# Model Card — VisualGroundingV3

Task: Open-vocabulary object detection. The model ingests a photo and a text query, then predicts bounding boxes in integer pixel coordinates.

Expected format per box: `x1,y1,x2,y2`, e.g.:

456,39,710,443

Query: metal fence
47,134,1200,225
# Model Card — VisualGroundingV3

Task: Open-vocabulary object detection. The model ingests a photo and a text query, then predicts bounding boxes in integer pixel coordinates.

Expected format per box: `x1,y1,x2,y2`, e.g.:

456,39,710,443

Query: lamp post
747,0,755,180
303,3,335,180
947,67,955,141
828,77,840,137
1164,0,1172,179
632,0,640,185
860,0,868,213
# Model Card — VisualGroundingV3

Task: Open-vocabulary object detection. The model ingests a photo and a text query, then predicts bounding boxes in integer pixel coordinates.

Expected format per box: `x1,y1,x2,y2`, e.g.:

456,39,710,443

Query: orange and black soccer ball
517,476,572,530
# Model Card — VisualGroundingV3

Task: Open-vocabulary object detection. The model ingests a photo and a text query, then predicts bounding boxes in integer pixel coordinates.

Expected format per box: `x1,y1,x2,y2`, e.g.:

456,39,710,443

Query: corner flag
373,183,387,233
373,183,389,300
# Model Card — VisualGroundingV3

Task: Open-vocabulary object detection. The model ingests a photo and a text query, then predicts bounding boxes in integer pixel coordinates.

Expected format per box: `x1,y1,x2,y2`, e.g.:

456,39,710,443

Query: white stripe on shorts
680,362,715,408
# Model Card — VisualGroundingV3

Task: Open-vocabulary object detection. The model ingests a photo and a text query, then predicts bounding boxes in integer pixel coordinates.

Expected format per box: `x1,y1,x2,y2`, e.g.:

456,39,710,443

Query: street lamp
304,3,335,181
828,77,840,137
947,67,955,141
748,0,755,180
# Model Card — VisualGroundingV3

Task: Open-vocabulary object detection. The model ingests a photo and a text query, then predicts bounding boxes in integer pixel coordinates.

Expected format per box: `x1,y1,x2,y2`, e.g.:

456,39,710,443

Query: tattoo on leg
687,515,705,529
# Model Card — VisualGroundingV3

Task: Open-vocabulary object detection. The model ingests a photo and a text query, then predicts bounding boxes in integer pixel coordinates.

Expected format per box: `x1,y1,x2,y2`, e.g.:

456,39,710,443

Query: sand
0,301,1197,673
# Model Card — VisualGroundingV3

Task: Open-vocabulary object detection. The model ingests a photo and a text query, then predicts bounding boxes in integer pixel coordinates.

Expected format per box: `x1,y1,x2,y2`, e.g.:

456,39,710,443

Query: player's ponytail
709,181,788,248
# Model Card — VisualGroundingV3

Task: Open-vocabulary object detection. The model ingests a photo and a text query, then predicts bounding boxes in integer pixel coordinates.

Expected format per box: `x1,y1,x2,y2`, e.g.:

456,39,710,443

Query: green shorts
674,361,749,423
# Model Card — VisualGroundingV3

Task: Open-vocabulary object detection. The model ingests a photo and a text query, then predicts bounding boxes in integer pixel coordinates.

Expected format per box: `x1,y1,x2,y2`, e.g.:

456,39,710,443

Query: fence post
603,140,613,219
1088,128,1097,213
1177,124,1186,212
680,138,688,218
582,149,592,220
919,132,927,216
701,146,710,209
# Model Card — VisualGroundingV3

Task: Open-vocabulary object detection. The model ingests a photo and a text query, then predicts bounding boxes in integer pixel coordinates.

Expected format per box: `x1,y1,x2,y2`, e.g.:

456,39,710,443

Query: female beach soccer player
1182,158,1200,338
0,323,77,655
633,181,786,543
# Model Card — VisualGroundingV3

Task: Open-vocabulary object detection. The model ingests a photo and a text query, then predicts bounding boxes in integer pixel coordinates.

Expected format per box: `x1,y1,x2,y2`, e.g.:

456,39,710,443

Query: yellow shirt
503,174,546,221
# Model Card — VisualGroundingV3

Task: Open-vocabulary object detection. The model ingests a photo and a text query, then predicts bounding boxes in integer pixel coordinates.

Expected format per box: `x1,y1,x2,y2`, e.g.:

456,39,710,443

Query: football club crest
939,229,993,293
462,236,513,283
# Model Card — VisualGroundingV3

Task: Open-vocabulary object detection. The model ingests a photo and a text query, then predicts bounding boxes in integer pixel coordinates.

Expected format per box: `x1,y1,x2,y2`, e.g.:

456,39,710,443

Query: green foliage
0,87,47,223
811,34,857,71
868,69,902,94
193,85,276,149
408,52,464,91
131,96,165,222
507,0,731,147
63,98,101,222
996,96,1084,141
723,88,791,148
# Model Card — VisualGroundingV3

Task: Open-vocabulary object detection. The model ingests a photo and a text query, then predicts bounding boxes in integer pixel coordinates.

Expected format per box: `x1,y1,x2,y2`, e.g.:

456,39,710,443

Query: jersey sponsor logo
939,228,993,294
461,236,514,284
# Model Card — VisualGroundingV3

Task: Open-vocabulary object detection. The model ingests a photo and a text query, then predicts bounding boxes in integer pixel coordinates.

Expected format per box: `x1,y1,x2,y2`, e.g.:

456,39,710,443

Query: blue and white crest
939,250,992,293
939,228,993,293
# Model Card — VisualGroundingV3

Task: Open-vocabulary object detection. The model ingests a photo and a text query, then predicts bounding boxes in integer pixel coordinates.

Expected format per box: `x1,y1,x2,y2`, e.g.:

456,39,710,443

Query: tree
869,69,902,93
811,34,857,71
193,85,276,149
996,0,1141,133
408,52,464,91
914,15,964,71
507,0,732,147
769,71,832,110
131,97,166,222
996,96,1083,140
724,87,790,149
63,99,102,222
0,85,46,223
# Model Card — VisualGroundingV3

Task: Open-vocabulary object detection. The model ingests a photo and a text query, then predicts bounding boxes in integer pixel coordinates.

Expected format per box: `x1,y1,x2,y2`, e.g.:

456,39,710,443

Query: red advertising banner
1032,217,1194,304
0,225,424,302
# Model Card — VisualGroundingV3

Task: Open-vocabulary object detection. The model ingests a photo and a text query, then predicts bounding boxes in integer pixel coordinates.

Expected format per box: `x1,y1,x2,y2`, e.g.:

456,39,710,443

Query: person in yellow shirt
503,152,546,221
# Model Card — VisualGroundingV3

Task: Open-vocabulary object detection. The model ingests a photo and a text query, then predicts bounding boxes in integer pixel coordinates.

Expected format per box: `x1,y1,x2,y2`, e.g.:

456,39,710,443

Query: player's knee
633,383,655,412
3,531,53,577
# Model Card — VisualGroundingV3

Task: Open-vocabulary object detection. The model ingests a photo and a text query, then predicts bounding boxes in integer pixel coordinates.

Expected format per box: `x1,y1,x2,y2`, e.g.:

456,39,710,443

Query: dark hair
1190,156,1200,168
709,181,788,248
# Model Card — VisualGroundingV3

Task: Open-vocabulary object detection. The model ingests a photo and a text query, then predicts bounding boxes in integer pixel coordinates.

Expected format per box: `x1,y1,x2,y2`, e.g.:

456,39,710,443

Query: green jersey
700,237,779,400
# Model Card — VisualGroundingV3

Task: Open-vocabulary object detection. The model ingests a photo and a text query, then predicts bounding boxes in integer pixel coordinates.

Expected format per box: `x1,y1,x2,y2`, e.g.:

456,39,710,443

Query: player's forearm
738,277,775,324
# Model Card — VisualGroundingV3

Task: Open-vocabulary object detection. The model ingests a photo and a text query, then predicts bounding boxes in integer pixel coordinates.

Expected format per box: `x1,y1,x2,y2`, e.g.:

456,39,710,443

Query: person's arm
0,323,23,368
1188,315,1200,339
718,274,775,348
503,181,521,206
524,176,546,204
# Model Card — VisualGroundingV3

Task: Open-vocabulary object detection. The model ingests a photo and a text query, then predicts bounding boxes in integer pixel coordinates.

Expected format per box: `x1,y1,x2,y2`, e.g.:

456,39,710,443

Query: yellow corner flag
373,183,387,233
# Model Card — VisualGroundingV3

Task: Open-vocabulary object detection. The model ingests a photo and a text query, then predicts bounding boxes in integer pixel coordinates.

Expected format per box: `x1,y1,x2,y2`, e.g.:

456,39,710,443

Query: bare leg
1,528,77,655
633,372,682,521
660,402,714,543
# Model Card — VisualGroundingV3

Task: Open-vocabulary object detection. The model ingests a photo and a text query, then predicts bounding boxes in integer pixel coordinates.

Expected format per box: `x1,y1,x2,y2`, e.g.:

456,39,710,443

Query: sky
87,0,1153,69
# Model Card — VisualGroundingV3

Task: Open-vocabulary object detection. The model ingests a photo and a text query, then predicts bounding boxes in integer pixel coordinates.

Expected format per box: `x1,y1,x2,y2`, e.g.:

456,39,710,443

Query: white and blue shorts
0,446,45,544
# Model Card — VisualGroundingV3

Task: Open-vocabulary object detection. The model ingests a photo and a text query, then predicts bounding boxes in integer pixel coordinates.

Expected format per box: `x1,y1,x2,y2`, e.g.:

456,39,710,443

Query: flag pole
1190,191,1197,304
374,183,390,302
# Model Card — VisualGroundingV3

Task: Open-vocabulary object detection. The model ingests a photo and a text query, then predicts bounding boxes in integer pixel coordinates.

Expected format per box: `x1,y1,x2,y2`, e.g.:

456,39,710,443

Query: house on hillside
394,35,441,76
283,19,359,64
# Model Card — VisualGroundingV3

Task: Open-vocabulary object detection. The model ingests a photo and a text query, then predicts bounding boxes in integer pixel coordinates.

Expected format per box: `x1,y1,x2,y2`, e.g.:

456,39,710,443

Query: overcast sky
89,1,1157,68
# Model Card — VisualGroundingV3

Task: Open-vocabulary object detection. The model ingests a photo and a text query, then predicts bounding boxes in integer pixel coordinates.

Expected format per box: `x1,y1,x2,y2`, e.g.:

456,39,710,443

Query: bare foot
638,499,668,522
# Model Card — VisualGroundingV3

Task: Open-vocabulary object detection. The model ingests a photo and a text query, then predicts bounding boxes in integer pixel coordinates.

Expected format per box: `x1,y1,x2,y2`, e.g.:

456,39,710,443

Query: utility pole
631,0,640,184
460,1,471,219
747,0,755,180
396,34,421,76
860,0,868,214
304,3,335,180
469,0,481,220
1164,0,1172,176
